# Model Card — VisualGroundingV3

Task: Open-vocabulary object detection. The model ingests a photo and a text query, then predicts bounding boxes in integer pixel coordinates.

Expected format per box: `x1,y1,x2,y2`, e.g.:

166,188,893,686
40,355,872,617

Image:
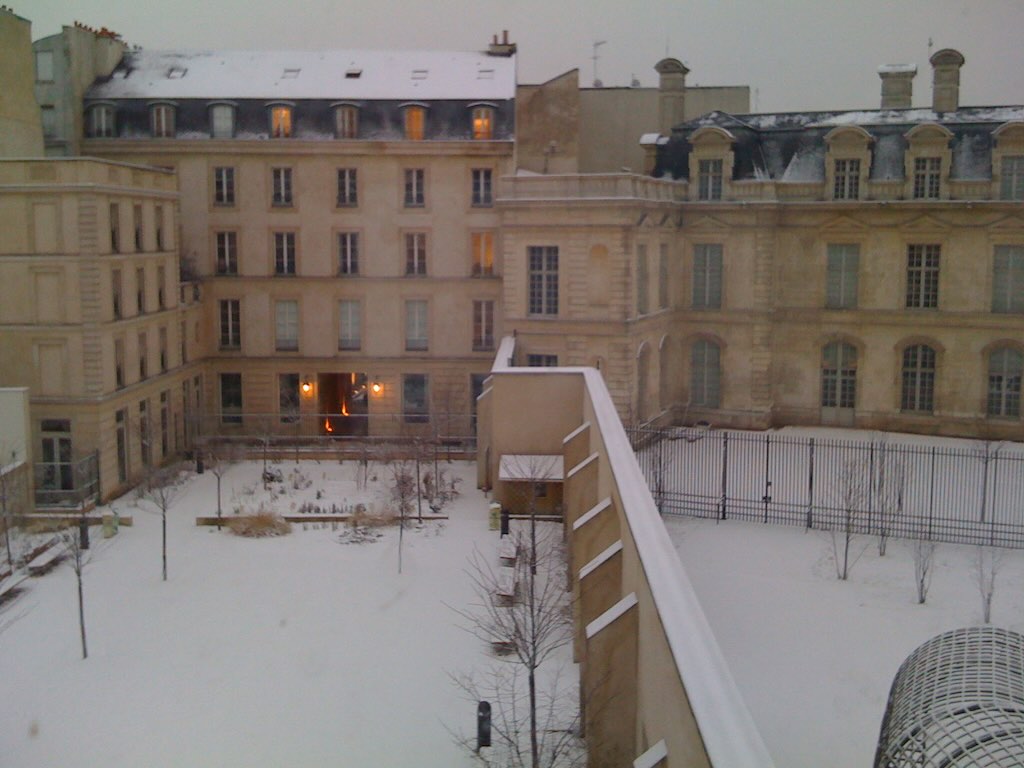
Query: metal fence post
928,446,936,541
719,432,728,521
762,434,771,524
807,438,815,530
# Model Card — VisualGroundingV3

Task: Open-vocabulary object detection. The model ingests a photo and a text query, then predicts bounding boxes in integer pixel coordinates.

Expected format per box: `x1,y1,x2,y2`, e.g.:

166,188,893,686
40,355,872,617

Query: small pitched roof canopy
88,49,516,101
498,455,564,482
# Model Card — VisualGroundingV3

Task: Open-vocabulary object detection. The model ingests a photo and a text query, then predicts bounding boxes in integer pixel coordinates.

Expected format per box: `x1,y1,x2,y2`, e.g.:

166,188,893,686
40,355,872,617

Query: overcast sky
22,0,1024,113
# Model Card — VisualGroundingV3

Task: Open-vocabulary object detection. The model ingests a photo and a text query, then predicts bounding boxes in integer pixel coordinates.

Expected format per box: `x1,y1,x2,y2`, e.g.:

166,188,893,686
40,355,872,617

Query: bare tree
383,451,417,574
872,437,907,557
204,440,239,531
58,514,91,659
976,545,1003,624
912,538,937,604
830,455,872,581
137,465,186,581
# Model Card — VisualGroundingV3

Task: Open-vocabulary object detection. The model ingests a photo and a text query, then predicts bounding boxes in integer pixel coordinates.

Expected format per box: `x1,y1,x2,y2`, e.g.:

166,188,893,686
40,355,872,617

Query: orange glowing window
404,106,425,140
271,105,292,138
472,107,494,140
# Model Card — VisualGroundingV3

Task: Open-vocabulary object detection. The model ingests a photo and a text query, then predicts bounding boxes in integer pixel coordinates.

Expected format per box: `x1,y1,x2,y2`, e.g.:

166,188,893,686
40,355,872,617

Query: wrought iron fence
631,427,1024,548
34,451,100,509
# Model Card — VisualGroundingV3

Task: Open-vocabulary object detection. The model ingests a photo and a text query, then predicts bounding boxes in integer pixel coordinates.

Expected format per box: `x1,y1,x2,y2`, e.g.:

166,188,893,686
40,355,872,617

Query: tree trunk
77,566,88,659
216,475,222,530
162,510,167,581
529,665,539,768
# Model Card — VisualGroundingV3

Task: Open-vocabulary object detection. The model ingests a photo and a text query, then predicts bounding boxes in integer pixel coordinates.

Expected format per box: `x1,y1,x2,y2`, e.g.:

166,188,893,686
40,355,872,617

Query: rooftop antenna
592,40,606,87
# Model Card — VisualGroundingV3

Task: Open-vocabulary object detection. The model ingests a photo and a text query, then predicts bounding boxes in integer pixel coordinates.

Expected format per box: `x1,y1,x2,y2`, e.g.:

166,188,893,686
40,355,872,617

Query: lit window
214,167,235,205
337,232,359,275
901,345,936,412
913,156,941,199
210,104,234,138
336,105,359,139
826,244,859,309
833,158,860,200
220,373,243,425
993,245,1024,313
473,300,494,351
275,300,299,351
693,244,723,309
472,106,494,140
338,300,361,350
527,246,558,315
402,373,429,423
405,233,427,275
216,232,238,275
906,244,940,308
89,105,115,138
274,233,296,275
219,299,241,349
1002,156,1024,201
698,159,723,200
150,104,175,138
270,105,292,138
472,232,494,276
337,168,357,206
404,168,425,207
404,106,425,140
472,169,493,206
405,300,428,351
691,339,721,407
272,167,293,206
987,347,1022,418
821,342,857,409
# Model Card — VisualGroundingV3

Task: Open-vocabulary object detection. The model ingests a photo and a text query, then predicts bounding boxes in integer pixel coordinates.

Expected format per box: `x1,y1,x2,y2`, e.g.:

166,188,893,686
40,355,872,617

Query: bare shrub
226,513,292,538
912,538,937,604
976,545,1003,624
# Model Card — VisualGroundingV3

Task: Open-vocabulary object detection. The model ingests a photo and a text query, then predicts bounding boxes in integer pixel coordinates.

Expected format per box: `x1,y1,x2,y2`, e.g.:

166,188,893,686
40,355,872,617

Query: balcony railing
499,173,686,203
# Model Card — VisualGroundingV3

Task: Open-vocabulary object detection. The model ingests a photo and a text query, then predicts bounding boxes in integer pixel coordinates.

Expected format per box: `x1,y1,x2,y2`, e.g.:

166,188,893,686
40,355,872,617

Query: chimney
655,58,689,134
930,48,965,113
878,64,916,109
487,29,516,57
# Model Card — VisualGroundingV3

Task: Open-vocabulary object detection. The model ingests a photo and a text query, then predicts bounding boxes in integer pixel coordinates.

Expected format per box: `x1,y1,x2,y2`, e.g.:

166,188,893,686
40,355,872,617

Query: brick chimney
655,58,688,134
878,64,916,109
930,48,965,113
487,30,516,57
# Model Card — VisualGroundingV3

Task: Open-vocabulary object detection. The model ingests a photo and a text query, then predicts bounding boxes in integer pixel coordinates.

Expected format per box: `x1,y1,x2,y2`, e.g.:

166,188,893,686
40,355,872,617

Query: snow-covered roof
88,49,516,101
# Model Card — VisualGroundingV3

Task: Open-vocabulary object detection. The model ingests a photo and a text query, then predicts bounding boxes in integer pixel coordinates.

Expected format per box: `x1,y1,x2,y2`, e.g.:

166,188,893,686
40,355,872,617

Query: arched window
987,347,1022,418
471,106,494,140
822,342,857,409
901,344,936,412
404,106,425,140
335,105,358,139
690,339,721,408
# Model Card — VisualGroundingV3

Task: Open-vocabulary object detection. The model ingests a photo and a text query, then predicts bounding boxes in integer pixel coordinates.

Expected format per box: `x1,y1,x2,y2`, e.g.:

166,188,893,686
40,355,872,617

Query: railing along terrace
34,452,100,509
499,173,686,202
631,427,1024,548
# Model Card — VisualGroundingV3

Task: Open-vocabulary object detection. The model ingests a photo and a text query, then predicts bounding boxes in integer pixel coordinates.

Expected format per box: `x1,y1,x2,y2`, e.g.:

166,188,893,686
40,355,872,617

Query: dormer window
698,159,723,200
471,106,494,140
210,104,235,139
824,126,872,201
903,123,952,201
833,159,860,199
404,105,426,140
88,104,115,138
913,157,941,199
150,104,175,138
270,105,293,138
335,105,359,139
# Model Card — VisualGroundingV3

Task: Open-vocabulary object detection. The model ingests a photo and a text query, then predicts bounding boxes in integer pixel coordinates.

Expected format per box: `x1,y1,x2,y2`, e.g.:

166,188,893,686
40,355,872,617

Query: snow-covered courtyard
0,459,529,767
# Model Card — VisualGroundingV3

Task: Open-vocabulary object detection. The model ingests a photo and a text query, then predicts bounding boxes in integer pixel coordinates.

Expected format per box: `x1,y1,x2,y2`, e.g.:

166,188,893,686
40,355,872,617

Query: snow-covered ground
0,459,547,767
666,514,1024,768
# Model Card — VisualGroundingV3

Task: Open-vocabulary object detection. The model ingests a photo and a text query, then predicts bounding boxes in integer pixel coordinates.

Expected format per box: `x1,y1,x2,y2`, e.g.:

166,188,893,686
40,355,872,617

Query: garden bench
498,540,517,566
27,540,63,576
494,570,518,606
0,574,26,603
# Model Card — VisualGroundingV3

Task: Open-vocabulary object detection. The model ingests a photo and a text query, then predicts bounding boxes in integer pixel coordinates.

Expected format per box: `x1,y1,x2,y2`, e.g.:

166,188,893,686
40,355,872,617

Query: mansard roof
86,48,516,101
655,106,1024,182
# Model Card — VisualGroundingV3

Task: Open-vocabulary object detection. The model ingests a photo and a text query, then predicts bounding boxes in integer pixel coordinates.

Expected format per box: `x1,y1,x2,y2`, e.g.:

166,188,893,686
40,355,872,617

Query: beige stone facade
0,9,44,158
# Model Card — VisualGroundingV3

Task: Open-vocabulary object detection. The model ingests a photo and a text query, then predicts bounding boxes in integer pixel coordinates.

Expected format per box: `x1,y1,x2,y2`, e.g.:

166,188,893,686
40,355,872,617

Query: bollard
476,700,491,750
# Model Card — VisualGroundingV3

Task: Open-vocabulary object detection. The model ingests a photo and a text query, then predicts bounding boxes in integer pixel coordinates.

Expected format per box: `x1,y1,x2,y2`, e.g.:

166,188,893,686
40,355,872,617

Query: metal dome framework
875,626,1024,767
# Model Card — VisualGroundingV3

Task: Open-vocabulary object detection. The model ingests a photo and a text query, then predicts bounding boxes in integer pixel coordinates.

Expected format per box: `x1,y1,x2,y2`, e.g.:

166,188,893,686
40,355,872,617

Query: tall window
220,373,243,425
270,105,292,138
210,104,234,138
906,244,940,308
527,246,559,315
690,340,721,408
89,104,115,138
405,300,428,351
150,104,175,138
636,244,649,315
1002,156,1024,200
279,373,300,423
41,106,57,139
826,244,859,309
160,391,170,456
180,320,187,364
219,299,241,349
833,158,860,200
472,169,493,206
913,157,941,199
111,269,122,319
821,342,857,409
155,205,165,250
402,374,429,423
472,232,495,276
214,166,235,205
159,327,168,372
404,169,425,207
157,266,166,309
216,232,238,275
338,232,359,275
110,203,120,253
901,344,936,412
404,106,425,140
993,245,1024,313
698,159,723,200
988,347,1023,418
138,331,148,380
274,232,296,275
133,204,144,251
115,408,128,482
136,267,145,313
693,244,723,309
139,400,151,467
338,300,361,350
472,106,494,139
473,300,495,351
275,300,299,351
114,338,125,389
405,233,427,275
272,167,293,206
659,244,669,309
335,105,359,139
337,168,357,206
